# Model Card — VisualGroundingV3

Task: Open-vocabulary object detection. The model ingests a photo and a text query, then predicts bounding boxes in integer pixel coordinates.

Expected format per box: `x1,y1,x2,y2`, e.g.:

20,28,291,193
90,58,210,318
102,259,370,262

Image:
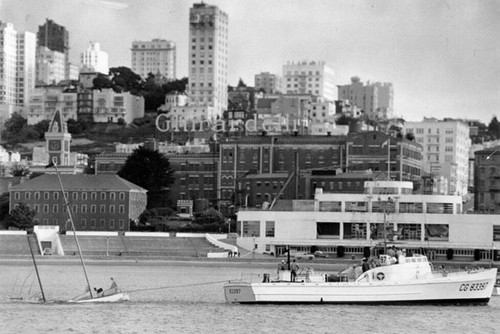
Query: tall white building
131,39,175,80
187,2,228,119
404,118,471,195
283,61,336,101
81,41,109,75
0,22,36,120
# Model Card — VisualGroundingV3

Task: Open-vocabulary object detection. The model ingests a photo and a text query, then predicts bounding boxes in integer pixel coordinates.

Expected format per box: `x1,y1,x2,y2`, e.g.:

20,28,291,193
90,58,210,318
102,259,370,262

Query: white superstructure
81,41,109,75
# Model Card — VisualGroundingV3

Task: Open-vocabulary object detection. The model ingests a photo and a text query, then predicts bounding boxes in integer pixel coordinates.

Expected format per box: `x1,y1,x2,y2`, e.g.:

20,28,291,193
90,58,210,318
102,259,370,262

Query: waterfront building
9,174,147,232
474,146,500,214
404,118,470,195
218,136,345,213
187,2,228,119
131,39,176,80
235,180,500,261
254,72,284,94
337,76,393,119
91,88,144,124
0,22,36,119
80,41,109,75
283,61,336,102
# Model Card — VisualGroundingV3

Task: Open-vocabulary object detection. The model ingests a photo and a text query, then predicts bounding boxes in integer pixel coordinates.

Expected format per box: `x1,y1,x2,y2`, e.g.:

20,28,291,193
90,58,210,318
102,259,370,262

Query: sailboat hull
68,292,130,303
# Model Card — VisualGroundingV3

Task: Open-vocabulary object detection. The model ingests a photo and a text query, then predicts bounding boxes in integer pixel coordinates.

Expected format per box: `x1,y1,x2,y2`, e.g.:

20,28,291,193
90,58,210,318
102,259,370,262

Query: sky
1,0,499,124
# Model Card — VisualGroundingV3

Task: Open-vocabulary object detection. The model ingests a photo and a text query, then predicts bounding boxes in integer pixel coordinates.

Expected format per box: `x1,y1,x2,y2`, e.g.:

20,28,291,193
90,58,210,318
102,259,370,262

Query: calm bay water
1,260,499,334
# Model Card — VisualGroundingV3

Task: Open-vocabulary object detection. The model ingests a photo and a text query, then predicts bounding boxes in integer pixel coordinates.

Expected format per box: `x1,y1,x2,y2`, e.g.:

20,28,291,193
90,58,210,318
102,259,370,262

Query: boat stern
224,282,256,303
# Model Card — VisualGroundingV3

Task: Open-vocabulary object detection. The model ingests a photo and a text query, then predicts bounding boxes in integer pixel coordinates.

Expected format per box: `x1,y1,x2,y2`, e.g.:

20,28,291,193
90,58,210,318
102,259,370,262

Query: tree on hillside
2,112,26,140
10,163,29,177
109,67,143,95
5,203,37,231
192,207,225,225
33,119,51,139
163,77,188,94
118,146,174,208
92,73,113,91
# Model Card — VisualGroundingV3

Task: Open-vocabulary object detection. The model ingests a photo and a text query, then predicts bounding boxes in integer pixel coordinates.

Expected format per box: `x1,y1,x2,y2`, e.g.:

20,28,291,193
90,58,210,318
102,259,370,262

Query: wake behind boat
224,253,497,304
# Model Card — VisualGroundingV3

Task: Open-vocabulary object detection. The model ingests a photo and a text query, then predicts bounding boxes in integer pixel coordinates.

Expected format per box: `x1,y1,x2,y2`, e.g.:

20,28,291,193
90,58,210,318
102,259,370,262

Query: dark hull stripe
233,298,491,305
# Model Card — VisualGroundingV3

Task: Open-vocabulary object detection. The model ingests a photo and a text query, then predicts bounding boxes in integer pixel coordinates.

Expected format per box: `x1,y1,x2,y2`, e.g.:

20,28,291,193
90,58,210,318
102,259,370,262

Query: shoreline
2,254,498,272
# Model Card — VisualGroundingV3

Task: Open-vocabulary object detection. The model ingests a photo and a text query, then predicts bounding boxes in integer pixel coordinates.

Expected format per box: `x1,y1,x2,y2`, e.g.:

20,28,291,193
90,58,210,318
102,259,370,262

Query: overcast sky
1,0,498,124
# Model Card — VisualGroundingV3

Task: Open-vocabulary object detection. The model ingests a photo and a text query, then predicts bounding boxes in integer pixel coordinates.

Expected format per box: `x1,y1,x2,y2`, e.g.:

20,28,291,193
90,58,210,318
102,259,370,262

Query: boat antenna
52,163,94,298
27,235,46,302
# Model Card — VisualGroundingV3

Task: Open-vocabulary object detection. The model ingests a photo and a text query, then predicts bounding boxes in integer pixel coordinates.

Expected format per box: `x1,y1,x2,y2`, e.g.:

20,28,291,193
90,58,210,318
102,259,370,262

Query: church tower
44,110,71,166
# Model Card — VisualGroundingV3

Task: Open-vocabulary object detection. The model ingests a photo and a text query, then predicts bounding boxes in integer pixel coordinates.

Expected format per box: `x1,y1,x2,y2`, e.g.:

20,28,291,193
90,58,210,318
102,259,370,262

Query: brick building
9,174,147,232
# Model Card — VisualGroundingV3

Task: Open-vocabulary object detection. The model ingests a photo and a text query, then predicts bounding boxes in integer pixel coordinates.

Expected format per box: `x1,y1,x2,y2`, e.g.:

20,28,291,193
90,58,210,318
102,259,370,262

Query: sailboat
48,162,130,303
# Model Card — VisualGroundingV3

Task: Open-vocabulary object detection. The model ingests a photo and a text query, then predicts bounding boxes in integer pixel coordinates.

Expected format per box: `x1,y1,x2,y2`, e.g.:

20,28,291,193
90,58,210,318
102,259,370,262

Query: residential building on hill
131,39,176,80
91,88,144,124
27,86,78,125
283,61,336,101
337,76,393,119
254,72,283,94
404,118,470,195
9,174,147,232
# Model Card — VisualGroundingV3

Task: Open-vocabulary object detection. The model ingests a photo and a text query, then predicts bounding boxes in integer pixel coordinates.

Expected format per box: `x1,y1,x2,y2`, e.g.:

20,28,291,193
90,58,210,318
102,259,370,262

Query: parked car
284,251,314,260
314,251,329,258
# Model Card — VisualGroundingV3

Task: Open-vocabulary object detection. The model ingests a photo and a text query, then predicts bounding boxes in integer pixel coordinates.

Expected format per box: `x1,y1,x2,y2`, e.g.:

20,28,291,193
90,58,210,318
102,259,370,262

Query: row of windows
23,203,126,214
14,191,127,201
34,218,126,229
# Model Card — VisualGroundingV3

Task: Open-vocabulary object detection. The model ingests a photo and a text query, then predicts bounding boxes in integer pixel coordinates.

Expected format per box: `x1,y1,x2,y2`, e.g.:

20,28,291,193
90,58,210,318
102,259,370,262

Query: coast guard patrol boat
224,253,497,304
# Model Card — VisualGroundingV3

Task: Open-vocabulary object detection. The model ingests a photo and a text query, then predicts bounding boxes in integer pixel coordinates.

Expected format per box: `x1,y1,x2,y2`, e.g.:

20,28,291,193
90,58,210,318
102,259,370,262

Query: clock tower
45,110,71,166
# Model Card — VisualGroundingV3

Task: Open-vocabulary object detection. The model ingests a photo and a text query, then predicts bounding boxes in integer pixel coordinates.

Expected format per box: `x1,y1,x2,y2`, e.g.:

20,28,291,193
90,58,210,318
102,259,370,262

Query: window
425,224,449,241
344,222,366,239
82,192,87,200
100,205,106,213
110,219,115,228
52,204,59,213
100,219,105,229
15,192,20,200
319,201,341,212
100,192,106,200
44,192,50,200
110,205,115,214
81,219,87,228
317,222,340,239
110,192,116,200
119,219,125,229
119,192,125,200
35,192,40,200
90,219,96,228
81,205,87,213
91,192,97,200
43,204,49,213
72,193,78,200
119,205,125,214
242,221,260,237
25,192,31,200
265,221,275,237
91,205,96,213
53,192,59,200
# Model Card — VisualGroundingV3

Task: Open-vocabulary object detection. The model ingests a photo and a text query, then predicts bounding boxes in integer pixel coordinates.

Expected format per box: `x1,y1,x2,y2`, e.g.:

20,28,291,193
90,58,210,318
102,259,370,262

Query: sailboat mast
27,235,46,302
53,164,94,298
